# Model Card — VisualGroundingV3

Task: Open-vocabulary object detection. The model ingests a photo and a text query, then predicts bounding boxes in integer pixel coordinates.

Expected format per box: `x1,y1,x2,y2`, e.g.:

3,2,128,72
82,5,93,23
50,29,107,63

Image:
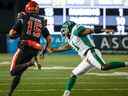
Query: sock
109,61,125,69
8,75,21,96
102,61,125,70
65,75,77,91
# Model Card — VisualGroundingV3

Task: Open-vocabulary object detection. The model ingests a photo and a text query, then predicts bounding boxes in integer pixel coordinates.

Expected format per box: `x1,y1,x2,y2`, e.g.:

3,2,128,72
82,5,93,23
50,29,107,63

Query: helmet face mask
61,25,70,37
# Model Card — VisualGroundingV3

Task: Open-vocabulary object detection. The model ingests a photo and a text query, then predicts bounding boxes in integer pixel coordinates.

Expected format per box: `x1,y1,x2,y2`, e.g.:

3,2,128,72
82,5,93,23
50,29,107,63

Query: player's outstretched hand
47,48,53,53
102,29,114,33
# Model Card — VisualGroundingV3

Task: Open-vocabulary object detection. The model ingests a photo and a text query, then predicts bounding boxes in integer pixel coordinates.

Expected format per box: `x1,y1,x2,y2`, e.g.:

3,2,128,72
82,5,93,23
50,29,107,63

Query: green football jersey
68,24,95,57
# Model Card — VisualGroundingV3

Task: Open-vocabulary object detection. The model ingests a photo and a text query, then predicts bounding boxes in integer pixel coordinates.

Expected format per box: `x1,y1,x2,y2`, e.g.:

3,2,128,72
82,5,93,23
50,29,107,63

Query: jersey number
27,19,42,38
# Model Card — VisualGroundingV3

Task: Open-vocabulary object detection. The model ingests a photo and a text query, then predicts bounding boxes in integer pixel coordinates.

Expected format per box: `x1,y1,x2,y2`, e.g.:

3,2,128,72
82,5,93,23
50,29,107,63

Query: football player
52,21,128,96
16,7,51,70
7,1,51,96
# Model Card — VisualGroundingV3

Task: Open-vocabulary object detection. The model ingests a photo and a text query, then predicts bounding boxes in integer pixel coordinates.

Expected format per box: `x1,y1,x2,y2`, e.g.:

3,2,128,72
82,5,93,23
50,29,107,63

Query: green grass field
0,54,128,96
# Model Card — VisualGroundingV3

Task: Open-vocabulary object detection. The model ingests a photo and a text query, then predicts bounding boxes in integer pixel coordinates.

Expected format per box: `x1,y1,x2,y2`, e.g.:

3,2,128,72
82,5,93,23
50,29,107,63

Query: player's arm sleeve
73,25,94,36
73,25,85,36
51,44,71,52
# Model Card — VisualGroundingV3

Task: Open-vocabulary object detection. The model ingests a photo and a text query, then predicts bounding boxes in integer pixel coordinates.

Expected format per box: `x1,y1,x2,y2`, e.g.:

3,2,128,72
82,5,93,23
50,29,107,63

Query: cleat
63,90,71,96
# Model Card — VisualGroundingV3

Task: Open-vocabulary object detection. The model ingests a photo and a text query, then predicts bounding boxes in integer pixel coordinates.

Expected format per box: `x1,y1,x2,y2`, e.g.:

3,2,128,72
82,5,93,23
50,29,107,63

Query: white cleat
63,90,71,96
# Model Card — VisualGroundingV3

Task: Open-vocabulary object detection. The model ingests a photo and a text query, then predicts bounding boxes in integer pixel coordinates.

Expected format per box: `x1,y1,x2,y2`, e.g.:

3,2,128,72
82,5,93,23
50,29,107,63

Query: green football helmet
61,21,76,37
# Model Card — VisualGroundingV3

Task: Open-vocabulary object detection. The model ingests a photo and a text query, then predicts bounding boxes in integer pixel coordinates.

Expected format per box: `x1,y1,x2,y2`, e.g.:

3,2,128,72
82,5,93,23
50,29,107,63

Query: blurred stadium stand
0,0,16,53
0,0,30,53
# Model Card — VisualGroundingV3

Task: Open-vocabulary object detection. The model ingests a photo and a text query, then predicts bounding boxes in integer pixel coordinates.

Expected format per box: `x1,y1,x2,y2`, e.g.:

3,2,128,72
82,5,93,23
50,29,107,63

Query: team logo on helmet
25,1,39,13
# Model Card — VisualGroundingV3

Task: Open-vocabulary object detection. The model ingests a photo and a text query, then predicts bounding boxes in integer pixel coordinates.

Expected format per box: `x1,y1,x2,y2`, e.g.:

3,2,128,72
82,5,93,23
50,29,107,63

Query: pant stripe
10,49,20,71
91,49,105,66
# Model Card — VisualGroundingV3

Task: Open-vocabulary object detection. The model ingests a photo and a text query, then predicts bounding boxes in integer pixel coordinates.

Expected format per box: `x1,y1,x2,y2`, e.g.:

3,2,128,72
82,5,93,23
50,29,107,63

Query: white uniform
67,24,105,76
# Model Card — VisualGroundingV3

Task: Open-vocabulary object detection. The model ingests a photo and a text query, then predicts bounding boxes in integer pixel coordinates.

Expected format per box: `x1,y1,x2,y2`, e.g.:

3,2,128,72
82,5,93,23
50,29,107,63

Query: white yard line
1,60,128,77
32,66,74,70
1,88,128,92
0,61,10,65
0,82,127,86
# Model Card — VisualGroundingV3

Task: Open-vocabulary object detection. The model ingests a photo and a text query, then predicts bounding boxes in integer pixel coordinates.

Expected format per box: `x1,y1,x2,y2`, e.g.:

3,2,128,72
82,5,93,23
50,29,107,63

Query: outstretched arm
51,44,71,52
80,28,94,35
73,25,114,36
79,28,114,36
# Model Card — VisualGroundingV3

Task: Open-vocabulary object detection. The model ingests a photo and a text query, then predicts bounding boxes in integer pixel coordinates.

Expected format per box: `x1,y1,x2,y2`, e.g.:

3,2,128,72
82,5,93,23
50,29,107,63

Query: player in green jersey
52,20,128,96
